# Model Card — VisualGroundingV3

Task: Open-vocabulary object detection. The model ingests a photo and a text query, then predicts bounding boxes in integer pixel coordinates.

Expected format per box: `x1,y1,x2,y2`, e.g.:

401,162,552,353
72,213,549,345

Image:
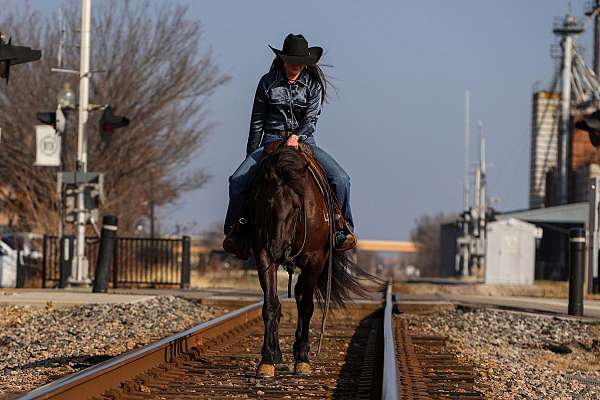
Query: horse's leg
256,250,282,377
293,259,322,375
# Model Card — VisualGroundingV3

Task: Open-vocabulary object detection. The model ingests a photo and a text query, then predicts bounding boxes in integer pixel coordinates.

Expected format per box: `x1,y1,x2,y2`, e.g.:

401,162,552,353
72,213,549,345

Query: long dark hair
270,57,329,103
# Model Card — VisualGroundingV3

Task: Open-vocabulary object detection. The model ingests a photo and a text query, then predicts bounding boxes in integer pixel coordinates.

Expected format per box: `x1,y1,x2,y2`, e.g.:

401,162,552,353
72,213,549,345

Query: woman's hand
286,134,299,148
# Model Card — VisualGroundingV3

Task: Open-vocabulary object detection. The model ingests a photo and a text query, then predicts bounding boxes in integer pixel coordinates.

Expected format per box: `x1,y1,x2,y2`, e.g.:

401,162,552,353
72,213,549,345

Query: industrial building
443,9,600,286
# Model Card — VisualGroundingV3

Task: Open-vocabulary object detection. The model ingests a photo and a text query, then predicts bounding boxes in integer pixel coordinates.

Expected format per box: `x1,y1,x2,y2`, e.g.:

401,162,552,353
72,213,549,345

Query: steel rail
381,281,399,400
19,301,263,400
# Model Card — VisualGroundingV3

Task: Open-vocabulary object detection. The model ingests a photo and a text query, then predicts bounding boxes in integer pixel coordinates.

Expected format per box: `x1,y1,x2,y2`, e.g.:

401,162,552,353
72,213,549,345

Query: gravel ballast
401,307,600,400
0,296,226,398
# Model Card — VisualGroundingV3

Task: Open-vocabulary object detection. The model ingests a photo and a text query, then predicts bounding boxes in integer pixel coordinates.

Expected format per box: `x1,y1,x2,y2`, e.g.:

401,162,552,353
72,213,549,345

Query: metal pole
588,177,600,294
42,234,48,288
568,228,585,316
57,8,65,68
594,1,600,77
59,235,74,289
180,236,191,289
478,122,486,271
93,215,118,293
71,0,91,285
463,90,470,212
473,122,482,239
479,131,486,237
558,33,573,205
459,90,471,277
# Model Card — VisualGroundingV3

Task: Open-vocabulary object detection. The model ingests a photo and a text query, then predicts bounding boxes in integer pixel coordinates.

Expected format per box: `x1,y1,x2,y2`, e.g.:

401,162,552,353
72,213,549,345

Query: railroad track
21,284,483,399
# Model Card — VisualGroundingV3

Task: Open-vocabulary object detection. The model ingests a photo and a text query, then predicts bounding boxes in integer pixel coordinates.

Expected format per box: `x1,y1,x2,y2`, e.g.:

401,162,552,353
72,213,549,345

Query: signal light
0,34,42,83
99,105,129,143
36,112,57,126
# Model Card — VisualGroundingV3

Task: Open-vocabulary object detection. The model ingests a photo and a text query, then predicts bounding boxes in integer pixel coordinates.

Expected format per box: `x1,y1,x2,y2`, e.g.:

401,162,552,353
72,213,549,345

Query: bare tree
410,212,456,277
0,1,229,233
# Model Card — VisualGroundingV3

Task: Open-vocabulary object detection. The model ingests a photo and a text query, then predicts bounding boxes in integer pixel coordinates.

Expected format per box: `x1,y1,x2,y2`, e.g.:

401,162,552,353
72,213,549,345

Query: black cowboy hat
269,34,322,65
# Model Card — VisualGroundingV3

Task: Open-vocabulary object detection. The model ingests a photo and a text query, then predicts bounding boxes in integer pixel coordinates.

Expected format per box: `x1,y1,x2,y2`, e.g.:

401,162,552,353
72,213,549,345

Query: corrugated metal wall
529,91,560,208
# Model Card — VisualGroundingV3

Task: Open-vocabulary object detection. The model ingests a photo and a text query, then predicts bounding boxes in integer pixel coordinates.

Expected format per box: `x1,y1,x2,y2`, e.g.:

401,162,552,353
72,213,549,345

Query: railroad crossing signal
99,105,129,143
58,172,104,224
0,33,42,83
575,110,600,147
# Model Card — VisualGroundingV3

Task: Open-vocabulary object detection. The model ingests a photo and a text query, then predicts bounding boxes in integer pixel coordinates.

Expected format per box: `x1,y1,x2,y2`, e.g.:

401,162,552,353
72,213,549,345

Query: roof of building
497,202,588,224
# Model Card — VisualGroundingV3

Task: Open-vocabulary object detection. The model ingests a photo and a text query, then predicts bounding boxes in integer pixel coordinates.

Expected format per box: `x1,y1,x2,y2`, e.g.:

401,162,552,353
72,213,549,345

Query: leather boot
223,221,251,259
334,231,357,252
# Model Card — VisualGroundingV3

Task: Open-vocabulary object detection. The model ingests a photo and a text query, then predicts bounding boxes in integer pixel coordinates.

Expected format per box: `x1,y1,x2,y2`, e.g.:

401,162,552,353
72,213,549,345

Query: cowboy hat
269,34,322,65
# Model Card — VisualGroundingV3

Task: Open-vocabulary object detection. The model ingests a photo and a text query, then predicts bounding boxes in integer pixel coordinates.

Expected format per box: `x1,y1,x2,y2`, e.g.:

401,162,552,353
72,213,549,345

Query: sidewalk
442,293,600,318
0,289,153,308
0,287,264,308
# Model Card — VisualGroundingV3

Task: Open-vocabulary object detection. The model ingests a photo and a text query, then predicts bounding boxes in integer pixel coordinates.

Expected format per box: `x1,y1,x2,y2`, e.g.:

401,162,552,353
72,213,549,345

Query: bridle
283,200,308,263
272,199,308,299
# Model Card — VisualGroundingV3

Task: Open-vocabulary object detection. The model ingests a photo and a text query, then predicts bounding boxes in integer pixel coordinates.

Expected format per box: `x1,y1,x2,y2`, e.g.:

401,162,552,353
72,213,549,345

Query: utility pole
463,90,470,212
473,122,482,239
585,0,600,76
71,0,92,285
595,2,600,77
479,124,486,243
553,15,583,205
57,8,65,69
476,121,487,272
457,90,471,276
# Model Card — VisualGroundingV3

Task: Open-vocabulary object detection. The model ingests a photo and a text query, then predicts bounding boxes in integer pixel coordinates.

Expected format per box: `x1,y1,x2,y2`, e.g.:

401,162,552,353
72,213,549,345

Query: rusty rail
18,301,263,400
382,281,399,400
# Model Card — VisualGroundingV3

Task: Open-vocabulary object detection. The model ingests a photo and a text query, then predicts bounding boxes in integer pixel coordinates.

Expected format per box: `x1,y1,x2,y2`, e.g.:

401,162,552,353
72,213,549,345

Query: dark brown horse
249,143,368,377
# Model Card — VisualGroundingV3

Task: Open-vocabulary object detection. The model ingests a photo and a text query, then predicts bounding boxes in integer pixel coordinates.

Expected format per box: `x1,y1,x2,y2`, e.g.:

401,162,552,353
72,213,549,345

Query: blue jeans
225,134,354,233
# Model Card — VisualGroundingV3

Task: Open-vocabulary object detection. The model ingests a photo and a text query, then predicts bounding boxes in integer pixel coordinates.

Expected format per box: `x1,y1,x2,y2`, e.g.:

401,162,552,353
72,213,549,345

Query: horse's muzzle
269,241,293,264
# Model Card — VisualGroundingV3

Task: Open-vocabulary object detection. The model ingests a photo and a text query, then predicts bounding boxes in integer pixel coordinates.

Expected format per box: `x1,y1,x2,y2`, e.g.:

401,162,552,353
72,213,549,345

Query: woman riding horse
223,34,356,256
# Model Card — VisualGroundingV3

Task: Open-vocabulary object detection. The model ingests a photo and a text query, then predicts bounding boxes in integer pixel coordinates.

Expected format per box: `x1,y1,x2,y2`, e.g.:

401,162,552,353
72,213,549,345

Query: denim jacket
246,68,322,155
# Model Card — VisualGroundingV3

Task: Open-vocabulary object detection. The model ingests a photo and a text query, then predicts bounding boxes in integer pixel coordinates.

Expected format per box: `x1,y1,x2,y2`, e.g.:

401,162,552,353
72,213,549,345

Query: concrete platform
0,289,154,308
5,287,598,319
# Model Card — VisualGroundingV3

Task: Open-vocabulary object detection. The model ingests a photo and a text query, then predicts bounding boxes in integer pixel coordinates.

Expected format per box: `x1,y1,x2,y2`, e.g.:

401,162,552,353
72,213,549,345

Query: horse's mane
255,146,309,196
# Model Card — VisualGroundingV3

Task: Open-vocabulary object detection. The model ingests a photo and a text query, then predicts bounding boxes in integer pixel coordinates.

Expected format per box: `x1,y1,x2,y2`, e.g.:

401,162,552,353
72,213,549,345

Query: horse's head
256,147,309,263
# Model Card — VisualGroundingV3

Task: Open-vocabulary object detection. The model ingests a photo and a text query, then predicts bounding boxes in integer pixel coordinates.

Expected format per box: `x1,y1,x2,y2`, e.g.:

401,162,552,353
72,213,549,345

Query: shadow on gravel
332,309,383,400
17,354,113,370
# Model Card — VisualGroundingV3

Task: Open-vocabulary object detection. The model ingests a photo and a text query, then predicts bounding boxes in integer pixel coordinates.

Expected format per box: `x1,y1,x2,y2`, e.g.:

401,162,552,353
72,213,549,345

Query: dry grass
190,269,293,291
393,281,600,299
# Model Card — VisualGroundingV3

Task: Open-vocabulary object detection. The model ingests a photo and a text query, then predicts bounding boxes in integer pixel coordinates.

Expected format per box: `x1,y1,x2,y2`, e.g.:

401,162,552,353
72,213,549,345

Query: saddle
224,141,354,260
261,141,352,234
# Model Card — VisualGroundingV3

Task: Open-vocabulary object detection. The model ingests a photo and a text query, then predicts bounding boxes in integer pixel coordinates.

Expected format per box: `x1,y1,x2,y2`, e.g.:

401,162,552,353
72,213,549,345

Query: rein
304,160,334,356
283,201,308,298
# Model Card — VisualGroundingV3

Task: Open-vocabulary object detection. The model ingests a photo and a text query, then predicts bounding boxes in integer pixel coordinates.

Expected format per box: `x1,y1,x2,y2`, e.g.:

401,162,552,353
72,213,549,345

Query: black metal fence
42,235,191,288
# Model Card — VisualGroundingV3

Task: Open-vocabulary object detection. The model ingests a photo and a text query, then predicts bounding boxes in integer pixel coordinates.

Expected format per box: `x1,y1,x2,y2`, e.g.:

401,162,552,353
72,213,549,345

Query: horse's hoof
294,361,311,375
256,363,275,378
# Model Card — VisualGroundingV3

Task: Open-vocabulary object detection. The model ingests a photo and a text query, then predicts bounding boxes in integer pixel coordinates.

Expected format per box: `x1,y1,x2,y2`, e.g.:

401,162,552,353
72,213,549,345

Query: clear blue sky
30,1,594,239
